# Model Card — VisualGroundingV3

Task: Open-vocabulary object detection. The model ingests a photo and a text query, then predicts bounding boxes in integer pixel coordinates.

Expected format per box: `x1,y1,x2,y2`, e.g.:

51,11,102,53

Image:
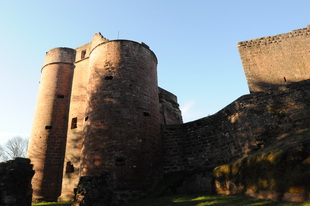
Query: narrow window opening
57,94,65,99
71,117,78,129
66,161,74,173
81,50,86,59
45,126,52,130
104,76,113,80
283,77,287,82
85,116,89,121
143,112,150,117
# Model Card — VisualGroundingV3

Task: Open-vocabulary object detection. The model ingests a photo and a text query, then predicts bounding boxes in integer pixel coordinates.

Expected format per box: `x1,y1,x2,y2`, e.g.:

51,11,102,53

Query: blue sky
0,0,309,145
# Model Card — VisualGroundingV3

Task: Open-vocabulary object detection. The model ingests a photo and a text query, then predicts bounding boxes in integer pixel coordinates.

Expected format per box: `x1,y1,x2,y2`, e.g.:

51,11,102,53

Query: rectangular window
71,117,78,129
81,50,86,59
66,161,74,173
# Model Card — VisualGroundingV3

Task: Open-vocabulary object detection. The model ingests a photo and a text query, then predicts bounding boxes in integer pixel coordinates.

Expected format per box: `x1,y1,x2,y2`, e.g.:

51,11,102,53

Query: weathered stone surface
73,173,113,206
159,87,183,125
27,47,76,201
28,26,310,204
80,38,161,199
29,34,182,202
173,172,214,194
162,80,310,176
162,80,310,202
214,132,310,202
238,25,310,93
0,158,34,206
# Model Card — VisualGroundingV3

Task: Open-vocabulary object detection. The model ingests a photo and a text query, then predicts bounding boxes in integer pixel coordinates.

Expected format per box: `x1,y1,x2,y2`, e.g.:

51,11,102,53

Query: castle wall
59,43,91,200
162,80,310,173
159,87,183,125
27,48,76,201
80,38,161,200
238,25,310,92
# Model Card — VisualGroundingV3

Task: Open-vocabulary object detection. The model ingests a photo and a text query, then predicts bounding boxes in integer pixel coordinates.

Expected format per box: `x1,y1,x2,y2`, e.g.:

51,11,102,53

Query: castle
28,26,310,203
27,33,183,202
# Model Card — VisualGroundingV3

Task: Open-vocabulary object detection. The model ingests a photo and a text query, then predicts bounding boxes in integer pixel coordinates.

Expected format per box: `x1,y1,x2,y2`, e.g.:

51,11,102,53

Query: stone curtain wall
0,158,34,206
238,25,310,92
162,80,310,174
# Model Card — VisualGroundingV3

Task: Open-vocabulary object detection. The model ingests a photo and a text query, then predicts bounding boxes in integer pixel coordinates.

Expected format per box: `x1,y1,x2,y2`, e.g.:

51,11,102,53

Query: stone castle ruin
27,33,182,202
28,26,310,204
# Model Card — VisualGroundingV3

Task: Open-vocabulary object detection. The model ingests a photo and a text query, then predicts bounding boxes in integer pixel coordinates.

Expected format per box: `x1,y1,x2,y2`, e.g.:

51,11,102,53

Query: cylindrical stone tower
80,36,161,200
27,47,76,201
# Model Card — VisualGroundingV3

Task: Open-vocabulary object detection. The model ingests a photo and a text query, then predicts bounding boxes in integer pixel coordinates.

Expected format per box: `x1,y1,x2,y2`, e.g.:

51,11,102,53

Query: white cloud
180,100,196,115
180,101,202,122
180,100,212,123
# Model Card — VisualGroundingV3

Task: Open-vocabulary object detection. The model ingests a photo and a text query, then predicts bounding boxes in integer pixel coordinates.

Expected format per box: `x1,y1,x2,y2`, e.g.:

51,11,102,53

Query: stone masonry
28,33,182,203
162,79,310,174
238,25,310,92
0,158,34,206
27,25,310,204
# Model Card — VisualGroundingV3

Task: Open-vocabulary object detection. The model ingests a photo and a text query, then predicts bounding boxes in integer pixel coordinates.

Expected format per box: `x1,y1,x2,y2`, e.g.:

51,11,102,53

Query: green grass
127,194,310,206
30,194,310,206
32,202,72,206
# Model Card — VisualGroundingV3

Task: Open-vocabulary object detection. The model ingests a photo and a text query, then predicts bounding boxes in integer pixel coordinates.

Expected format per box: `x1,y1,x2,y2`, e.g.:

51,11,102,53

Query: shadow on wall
214,128,310,202
75,40,161,205
62,121,84,198
162,79,310,202
0,158,34,206
162,79,310,173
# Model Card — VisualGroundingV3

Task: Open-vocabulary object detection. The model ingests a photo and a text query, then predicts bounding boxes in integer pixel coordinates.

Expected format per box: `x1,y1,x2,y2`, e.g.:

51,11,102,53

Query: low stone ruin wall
0,158,34,206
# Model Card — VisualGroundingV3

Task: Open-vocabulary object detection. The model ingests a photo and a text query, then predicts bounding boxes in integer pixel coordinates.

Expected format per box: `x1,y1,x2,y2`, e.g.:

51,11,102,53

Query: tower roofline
89,39,158,64
42,47,76,72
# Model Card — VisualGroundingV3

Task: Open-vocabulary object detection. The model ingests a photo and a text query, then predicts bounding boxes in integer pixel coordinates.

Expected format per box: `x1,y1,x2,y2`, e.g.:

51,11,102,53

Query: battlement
238,25,310,48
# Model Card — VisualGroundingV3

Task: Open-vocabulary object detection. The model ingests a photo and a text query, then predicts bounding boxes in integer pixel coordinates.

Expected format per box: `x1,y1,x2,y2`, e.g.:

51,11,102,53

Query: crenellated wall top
237,25,310,48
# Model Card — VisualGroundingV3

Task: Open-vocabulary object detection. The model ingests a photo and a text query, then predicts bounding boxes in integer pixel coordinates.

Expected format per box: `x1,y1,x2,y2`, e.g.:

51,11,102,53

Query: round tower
80,36,161,200
27,47,76,201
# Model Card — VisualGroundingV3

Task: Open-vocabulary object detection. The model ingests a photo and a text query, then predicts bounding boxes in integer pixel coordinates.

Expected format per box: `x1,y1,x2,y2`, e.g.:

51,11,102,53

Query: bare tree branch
0,145,4,161
1,136,28,161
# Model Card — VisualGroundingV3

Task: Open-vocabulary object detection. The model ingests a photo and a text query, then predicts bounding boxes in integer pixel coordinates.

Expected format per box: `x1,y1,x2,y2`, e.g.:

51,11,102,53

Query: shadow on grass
128,194,309,206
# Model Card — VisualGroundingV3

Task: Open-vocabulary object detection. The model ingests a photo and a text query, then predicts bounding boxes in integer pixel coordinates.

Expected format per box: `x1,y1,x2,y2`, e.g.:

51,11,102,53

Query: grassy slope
31,195,310,206
32,202,72,206
127,194,310,206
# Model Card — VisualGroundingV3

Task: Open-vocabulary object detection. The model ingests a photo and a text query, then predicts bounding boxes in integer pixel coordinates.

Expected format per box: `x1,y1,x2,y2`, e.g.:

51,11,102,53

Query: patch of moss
214,132,310,198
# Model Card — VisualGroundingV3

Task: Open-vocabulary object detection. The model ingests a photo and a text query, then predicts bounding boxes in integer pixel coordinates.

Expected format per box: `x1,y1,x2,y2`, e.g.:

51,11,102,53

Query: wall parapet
237,26,310,48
